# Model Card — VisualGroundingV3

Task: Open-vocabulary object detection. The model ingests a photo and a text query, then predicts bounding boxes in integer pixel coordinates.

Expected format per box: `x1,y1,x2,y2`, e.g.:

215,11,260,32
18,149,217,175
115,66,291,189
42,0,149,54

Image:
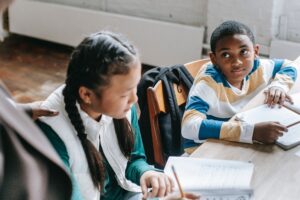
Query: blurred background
1,0,300,102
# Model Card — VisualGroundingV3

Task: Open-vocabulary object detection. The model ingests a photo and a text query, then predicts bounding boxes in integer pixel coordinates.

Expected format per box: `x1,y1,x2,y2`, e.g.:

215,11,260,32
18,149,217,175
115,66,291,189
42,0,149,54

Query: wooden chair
147,59,210,167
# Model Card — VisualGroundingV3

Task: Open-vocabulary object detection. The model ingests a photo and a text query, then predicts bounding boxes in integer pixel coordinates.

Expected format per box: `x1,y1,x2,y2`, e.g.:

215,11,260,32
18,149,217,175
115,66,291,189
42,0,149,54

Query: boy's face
209,34,259,89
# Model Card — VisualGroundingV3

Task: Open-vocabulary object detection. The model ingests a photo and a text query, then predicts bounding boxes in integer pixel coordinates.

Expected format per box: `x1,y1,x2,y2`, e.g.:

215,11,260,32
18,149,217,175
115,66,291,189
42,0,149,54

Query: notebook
164,156,254,200
235,93,300,150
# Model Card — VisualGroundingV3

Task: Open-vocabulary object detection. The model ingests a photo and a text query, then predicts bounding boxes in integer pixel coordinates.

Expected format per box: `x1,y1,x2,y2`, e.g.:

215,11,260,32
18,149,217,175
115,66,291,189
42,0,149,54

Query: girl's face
209,34,259,89
81,59,141,120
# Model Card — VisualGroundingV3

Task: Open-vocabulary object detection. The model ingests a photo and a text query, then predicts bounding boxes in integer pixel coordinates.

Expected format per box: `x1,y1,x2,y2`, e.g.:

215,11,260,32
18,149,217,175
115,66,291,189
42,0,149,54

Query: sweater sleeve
125,105,157,185
268,59,298,92
36,120,83,200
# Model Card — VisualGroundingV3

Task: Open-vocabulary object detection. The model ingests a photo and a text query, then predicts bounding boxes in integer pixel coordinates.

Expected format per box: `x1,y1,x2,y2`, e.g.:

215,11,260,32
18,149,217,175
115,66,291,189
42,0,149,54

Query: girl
38,31,177,200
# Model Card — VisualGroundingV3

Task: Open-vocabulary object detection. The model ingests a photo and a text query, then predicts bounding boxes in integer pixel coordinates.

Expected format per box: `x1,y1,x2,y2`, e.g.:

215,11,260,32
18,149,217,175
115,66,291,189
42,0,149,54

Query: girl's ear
209,51,217,66
254,44,260,57
78,86,93,105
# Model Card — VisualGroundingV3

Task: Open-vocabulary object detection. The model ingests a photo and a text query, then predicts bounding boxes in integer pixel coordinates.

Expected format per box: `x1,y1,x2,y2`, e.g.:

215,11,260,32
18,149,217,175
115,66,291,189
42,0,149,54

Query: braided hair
63,31,137,190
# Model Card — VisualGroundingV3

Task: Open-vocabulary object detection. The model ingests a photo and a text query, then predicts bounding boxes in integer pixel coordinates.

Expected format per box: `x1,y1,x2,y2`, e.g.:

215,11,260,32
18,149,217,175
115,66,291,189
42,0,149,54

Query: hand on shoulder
19,101,59,120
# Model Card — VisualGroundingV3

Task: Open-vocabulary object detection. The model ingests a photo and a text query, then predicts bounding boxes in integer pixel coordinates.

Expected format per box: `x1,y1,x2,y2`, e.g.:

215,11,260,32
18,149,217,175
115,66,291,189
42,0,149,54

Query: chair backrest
146,59,210,167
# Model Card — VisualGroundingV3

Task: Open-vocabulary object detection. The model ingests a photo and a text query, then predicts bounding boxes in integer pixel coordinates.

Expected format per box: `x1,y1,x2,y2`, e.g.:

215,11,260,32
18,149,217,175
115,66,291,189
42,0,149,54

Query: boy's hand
140,170,174,199
264,86,293,107
253,121,288,144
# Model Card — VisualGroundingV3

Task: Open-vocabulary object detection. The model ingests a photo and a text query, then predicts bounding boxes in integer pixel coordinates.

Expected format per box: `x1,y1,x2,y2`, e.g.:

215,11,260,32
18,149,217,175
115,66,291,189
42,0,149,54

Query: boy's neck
228,79,244,90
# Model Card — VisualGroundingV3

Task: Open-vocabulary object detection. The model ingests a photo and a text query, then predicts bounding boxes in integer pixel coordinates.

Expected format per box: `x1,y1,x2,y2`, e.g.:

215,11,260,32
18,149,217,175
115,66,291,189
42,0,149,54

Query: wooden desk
191,139,300,200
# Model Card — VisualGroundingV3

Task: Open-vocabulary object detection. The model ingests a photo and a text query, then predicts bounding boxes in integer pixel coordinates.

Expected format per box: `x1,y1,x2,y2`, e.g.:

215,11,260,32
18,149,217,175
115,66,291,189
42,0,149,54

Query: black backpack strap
171,65,194,89
161,74,183,155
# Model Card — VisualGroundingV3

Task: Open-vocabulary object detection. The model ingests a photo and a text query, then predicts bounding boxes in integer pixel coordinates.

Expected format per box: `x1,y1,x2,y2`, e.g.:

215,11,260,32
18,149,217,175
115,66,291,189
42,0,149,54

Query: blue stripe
278,66,297,81
198,119,223,140
186,96,209,114
205,64,230,87
207,115,230,121
246,58,260,80
272,59,284,78
183,138,200,148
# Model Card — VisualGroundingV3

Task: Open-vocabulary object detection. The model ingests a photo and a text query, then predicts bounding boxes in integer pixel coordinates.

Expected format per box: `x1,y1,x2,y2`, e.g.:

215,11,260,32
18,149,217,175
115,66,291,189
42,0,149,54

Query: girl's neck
80,103,102,122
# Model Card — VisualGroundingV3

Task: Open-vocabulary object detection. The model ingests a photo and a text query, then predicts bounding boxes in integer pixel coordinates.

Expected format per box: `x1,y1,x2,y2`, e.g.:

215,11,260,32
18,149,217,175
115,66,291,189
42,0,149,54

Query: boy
181,20,298,153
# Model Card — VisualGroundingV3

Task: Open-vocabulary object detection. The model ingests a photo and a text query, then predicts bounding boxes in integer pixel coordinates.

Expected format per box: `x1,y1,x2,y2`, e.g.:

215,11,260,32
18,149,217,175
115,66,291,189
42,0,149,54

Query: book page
284,93,300,115
164,157,254,191
277,124,300,147
236,104,300,126
236,104,300,148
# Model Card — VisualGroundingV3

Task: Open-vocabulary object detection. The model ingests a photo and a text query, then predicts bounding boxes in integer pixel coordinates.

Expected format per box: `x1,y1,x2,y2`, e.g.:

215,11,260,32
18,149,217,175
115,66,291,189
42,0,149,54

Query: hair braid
63,86,105,190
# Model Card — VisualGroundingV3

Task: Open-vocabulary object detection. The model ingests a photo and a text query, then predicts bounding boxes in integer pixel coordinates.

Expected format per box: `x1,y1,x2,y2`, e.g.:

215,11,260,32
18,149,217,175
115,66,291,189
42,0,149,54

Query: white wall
8,0,300,58
207,0,279,49
282,0,300,43
36,0,208,26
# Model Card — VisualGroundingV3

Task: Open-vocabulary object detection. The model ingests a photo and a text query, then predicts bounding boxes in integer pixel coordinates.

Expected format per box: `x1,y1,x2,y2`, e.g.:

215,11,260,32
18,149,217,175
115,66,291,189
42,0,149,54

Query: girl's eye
221,53,230,58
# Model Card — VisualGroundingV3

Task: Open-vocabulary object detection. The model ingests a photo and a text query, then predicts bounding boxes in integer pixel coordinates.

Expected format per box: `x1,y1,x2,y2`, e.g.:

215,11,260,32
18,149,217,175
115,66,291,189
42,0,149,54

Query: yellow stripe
194,67,266,103
182,109,206,125
184,146,199,155
247,67,265,94
219,121,241,142
194,62,211,83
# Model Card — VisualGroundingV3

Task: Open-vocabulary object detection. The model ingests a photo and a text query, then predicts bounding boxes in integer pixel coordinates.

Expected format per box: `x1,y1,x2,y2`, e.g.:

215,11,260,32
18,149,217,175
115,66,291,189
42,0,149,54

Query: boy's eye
221,52,230,58
241,49,249,55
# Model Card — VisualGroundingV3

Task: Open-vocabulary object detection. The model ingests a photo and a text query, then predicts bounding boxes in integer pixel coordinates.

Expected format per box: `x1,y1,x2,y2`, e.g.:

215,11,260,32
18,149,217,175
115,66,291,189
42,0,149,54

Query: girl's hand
253,121,288,144
140,170,174,199
264,86,293,107
162,192,200,200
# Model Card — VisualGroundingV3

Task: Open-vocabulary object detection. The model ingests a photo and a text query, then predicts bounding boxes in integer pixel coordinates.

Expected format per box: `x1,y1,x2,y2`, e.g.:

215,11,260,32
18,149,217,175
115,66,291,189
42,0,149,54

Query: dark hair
210,20,255,53
63,31,138,190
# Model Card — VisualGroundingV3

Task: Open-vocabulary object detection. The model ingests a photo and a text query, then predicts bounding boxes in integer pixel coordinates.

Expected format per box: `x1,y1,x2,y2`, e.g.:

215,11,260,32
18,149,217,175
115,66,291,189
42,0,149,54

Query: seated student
181,20,298,153
37,31,199,200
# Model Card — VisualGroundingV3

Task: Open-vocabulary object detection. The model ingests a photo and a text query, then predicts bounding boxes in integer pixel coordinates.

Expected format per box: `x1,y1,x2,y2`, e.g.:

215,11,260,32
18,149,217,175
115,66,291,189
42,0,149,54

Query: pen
171,165,185,198
287,121,300,128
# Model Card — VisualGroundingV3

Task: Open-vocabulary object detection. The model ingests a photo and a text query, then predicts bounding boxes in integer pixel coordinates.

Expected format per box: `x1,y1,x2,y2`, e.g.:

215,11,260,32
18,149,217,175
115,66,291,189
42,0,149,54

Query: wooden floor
0,34,154,103
0,34,72,102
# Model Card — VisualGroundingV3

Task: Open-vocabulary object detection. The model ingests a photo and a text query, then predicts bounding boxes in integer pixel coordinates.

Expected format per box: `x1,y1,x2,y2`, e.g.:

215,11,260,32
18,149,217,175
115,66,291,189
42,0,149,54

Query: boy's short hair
210,20,255,53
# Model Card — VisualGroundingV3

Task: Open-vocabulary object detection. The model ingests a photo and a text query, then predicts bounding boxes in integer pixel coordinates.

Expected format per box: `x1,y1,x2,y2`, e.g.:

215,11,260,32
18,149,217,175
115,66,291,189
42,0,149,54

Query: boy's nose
232,57,243,67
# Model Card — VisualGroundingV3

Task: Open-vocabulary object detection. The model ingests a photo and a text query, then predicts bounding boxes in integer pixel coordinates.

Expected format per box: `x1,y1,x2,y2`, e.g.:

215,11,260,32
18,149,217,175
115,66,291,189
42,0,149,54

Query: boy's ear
254,44,260,57
209,52,217,65
78,86,93,105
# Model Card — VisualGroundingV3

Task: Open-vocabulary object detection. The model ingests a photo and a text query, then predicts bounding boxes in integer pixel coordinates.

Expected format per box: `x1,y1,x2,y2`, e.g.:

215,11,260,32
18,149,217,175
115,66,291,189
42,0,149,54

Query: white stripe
181,114,202,141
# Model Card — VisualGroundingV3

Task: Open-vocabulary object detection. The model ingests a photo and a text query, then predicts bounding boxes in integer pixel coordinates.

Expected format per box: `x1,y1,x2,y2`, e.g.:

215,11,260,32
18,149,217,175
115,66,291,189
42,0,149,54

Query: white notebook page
164,157,254,191
236,104,300,148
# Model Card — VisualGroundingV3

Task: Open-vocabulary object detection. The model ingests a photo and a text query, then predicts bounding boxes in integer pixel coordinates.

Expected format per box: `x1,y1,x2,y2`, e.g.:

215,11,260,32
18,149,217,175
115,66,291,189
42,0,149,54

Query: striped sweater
181,58,297,148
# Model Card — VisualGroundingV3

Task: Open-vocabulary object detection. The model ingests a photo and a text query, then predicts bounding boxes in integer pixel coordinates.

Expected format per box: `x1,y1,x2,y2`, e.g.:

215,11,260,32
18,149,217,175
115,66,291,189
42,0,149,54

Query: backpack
137,64,194,166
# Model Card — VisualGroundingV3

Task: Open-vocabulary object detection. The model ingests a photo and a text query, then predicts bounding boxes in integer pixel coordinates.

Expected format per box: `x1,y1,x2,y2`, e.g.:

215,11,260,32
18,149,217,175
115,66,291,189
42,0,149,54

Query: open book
164,157,254,200
235,93,300,150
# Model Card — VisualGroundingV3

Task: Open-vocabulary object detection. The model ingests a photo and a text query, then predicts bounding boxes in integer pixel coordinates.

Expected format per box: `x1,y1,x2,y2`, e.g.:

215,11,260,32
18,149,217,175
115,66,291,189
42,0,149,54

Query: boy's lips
231,68,246,76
